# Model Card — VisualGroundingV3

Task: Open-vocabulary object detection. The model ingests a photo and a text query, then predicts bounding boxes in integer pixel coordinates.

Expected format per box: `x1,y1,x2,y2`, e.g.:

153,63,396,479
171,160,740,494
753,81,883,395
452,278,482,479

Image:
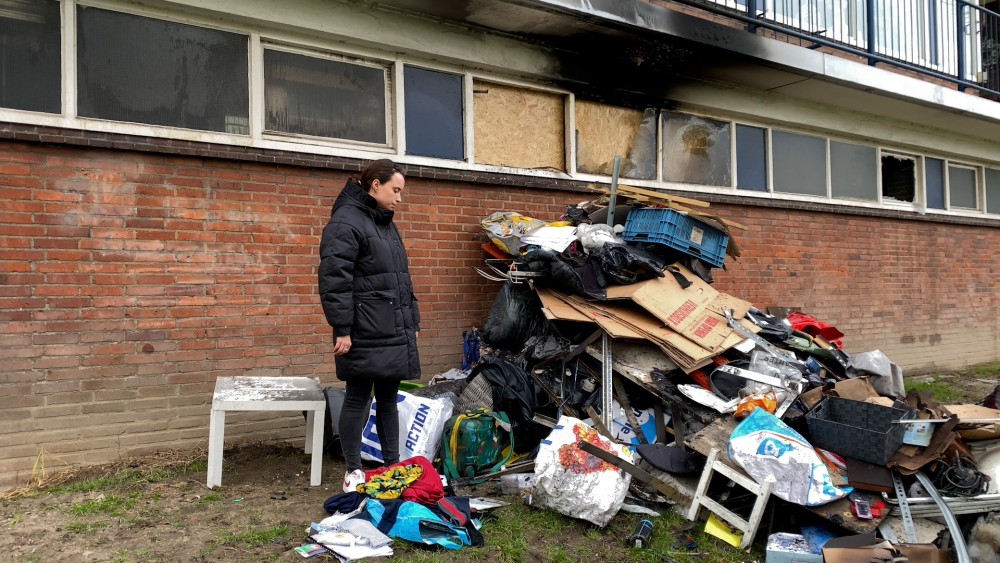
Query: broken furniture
687,447,774,550
208,376,326,488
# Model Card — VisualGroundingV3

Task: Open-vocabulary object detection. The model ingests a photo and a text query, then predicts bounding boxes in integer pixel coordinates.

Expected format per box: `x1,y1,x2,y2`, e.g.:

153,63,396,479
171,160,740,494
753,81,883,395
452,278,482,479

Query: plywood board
473,80,565,170
574,100,643,175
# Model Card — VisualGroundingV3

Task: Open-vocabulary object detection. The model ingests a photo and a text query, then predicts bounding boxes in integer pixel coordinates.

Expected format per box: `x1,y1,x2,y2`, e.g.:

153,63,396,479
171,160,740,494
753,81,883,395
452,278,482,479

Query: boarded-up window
574,101,656,179
264,49,387,144
0,0,61,114
473,80,564,170
77,6,249,134
661,112,731,187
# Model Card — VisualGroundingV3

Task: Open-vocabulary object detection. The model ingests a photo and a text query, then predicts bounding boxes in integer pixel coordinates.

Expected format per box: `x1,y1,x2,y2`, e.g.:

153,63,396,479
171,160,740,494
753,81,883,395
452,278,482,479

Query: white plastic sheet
360,391,454,463
530,416,632,527
728,408,850,506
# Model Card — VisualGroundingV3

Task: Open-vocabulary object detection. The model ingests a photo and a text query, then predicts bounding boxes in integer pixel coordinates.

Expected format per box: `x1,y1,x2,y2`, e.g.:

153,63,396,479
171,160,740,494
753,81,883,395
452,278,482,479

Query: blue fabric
323,492,367,515
462,331,481,371
365,498,470,550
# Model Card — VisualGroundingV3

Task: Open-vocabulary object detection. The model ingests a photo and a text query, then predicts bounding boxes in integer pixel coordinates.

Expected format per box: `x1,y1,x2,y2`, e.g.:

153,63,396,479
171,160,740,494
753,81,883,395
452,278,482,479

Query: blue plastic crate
622,207,729,267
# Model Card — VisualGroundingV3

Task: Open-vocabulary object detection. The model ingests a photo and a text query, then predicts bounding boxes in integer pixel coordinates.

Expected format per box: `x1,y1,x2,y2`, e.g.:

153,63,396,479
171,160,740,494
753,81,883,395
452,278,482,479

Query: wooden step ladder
687,448,774,550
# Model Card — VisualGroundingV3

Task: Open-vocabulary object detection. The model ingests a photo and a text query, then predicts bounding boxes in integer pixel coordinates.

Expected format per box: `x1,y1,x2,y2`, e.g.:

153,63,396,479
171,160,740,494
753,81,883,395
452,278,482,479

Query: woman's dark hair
358,159,403,192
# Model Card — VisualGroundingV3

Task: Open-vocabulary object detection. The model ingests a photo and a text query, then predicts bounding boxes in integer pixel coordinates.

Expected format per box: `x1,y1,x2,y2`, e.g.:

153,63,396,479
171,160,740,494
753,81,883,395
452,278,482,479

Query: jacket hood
331,178,394,225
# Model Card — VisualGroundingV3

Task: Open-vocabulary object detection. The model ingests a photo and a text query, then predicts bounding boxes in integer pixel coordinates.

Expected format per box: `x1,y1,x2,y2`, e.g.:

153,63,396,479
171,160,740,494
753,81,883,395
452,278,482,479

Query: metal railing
682,0,1000,97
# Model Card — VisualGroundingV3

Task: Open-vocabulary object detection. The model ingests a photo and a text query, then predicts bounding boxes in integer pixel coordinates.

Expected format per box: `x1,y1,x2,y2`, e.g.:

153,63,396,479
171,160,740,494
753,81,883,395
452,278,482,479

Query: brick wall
2,139,999,489
0,140,577,489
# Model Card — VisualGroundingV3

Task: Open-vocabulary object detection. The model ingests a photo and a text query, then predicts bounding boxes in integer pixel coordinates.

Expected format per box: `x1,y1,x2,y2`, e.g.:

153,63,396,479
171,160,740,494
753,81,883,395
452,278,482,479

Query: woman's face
370,172,404,210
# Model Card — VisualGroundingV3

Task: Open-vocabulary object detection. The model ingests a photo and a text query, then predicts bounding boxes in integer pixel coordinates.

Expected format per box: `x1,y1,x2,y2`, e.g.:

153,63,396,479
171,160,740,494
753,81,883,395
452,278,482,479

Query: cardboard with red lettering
605,263,752,352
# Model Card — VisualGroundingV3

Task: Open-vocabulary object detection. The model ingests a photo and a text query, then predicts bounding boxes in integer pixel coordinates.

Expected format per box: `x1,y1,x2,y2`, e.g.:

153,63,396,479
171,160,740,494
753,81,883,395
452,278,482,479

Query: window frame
877,150,923,209
259,42,395,150
945,161,982,211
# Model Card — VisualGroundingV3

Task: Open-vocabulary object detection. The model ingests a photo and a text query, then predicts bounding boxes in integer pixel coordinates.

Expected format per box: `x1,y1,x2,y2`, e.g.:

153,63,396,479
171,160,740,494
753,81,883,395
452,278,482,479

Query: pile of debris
311,182,1000,562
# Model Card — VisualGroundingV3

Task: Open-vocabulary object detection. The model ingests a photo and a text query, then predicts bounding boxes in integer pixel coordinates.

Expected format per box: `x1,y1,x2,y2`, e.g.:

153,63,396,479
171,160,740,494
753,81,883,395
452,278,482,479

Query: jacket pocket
354,292,399,340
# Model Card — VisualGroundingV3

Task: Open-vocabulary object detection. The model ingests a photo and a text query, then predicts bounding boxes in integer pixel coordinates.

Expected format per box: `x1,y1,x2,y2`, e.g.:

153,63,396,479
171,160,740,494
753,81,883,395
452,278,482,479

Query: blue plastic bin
622,207,729,267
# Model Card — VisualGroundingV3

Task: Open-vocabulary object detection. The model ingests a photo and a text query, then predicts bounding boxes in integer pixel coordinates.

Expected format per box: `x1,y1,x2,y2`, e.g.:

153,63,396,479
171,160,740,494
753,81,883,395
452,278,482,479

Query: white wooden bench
207,376,326,488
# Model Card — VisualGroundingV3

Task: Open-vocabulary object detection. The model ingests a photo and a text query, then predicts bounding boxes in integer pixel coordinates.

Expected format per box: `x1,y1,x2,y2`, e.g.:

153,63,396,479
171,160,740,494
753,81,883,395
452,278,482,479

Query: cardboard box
605,263,751,352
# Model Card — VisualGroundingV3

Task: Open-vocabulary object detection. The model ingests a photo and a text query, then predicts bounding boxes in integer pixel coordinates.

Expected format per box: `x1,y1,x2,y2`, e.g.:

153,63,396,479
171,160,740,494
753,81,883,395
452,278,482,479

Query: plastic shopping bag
360,391,454,463
530,416,632,527
727,408,850,506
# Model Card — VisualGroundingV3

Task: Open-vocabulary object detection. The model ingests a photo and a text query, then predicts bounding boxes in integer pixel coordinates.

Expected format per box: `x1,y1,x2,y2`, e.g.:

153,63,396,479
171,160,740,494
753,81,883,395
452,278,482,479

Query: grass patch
219,524,290,548
2,512,22,527
387,500,756,563
904,375,979,402
66,520,109,532
197,492,224,505
69,494,138,517
971,362,1000,376
47,459,207,496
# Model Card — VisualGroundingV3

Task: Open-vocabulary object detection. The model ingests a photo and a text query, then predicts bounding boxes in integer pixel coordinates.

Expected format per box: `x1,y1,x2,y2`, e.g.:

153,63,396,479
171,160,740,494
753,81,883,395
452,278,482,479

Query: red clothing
364,455,443,505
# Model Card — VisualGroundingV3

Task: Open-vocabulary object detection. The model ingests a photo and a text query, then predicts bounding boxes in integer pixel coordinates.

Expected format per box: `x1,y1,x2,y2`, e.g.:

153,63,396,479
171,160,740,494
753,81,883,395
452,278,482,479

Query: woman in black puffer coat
318,159,420,491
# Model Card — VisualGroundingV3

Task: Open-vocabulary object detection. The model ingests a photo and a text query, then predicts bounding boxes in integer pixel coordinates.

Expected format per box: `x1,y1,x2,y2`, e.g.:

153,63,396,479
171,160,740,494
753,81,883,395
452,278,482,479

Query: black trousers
339,379,401,472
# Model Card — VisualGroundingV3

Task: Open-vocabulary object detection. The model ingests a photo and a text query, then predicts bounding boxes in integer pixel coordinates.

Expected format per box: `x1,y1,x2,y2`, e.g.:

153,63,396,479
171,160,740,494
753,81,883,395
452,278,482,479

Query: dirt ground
0,442,742,563
3,365,998,563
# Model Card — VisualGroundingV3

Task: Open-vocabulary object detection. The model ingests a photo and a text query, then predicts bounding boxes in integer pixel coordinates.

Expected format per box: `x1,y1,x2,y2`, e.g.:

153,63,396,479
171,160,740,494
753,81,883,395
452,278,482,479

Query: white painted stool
207,376,326,488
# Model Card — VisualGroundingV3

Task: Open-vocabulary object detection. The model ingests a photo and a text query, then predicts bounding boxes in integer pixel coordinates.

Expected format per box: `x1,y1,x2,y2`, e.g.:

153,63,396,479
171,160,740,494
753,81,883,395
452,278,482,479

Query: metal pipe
958,0,967,91
915,471,972,563
866,0,876,65
607,154,620,228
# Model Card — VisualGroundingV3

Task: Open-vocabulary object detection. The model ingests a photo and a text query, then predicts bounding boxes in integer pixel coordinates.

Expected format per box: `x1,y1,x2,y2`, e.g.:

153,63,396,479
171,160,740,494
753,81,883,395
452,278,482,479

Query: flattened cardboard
605,264,752,352
821,534,894,563
536,288,593,323
893,544,953,563
944,404,1000,440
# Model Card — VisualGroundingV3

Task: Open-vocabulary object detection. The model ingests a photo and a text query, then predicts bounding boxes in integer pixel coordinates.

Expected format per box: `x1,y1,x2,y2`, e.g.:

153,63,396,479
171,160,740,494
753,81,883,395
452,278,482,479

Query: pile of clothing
312,455,486,560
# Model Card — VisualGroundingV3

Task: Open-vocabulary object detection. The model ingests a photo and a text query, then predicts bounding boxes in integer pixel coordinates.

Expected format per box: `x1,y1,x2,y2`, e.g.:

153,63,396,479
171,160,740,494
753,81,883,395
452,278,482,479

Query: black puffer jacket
318,179,420,382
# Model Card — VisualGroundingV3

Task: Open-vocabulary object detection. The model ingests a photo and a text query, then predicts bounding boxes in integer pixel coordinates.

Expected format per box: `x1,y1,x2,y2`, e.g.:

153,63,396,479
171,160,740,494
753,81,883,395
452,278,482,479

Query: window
948,165,979,209
925,157,946,209
772,130,826,197
831,141,877,201
987,168,1000,214
0,0,61,114
77,7,248,134
881,154,916,203
404,66,463,159
473,80,565,170
575,101,656,179
735,125,767,192
661,112,731,187
264,49,387,144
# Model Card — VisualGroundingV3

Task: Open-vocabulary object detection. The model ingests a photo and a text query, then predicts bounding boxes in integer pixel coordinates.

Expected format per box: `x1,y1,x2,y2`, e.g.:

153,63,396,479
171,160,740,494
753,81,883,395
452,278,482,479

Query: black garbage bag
469,355,552,452
482,282,547,352
595,243,667,285
515,249,606,299
744,307,792,343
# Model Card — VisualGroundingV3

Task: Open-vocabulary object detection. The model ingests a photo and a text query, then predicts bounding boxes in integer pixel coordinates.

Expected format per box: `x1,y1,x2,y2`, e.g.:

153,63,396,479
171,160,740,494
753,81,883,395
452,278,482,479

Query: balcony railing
678,0,1000,98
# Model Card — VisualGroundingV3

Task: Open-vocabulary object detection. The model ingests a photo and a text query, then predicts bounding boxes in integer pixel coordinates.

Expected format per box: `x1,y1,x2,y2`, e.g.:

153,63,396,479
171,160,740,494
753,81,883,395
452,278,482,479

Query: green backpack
441,409,514,481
